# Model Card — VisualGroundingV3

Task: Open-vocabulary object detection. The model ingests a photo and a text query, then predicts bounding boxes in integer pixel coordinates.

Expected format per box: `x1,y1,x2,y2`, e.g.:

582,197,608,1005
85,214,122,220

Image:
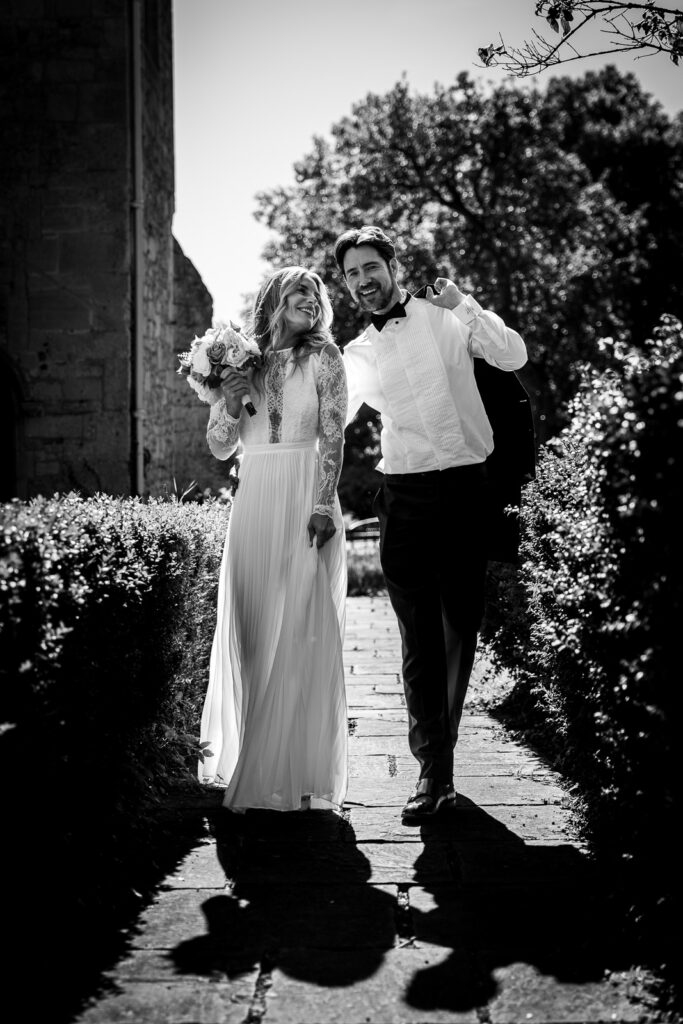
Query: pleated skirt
198,441,348,812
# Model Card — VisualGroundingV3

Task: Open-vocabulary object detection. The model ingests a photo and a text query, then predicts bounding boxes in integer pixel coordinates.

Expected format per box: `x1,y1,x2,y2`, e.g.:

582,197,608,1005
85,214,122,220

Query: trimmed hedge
0,493,389,821
0,492,229,1016
483,316,683,972
1,492,228,798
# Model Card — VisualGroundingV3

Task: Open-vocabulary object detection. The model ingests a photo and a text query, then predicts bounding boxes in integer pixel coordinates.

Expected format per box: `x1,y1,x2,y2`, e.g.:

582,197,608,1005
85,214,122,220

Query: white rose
191,343,211,376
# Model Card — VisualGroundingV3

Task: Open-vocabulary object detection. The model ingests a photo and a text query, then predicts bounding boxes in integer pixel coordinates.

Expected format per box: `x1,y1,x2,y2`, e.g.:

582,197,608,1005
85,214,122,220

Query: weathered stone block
82,197,129,230
31,380,64,403
44,58,95,82
74,980,252,1024
29,289,92,331
81,124,127,171
25,412,93,439
77,81,126,123
100,14,127,51
62,377,102,401
3,0,45,20
92,0,127,18
56,0,94,20
67,358,105,379
41,204,87,232
102,357,131,411
27,236,60,274
63,399,99,414
28,330,85,358
92,291,131,331
34,459,61,475
46,84,79,120
59,231,126,274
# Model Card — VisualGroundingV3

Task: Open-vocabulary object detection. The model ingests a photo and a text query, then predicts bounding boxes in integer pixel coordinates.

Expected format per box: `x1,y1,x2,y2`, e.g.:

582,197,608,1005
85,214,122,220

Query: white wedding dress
198,344,348,812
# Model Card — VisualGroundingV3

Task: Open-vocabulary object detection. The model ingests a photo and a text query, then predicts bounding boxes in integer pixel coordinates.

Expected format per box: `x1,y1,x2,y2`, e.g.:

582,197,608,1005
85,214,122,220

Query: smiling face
282,274,321,338
342,245,401,314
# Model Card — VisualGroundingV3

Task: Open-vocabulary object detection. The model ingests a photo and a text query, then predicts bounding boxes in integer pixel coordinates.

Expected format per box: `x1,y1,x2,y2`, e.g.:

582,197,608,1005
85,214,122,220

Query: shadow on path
171,808,396,987
403,793,645,1013
169,794,648,1015
4,784,219,1024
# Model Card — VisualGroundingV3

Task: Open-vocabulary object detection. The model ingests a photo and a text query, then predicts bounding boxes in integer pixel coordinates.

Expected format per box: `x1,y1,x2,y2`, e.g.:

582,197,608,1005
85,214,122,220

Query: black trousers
374,464,490,783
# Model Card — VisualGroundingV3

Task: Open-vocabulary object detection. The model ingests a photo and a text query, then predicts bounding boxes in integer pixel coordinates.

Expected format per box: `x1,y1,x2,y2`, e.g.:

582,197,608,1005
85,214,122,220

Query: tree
254,70,683,513
540,67,683,337
478,2,683,76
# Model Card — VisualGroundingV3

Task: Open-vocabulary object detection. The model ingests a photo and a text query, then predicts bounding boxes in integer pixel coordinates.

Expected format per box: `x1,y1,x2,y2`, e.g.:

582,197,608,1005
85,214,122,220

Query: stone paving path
76,596,652,1024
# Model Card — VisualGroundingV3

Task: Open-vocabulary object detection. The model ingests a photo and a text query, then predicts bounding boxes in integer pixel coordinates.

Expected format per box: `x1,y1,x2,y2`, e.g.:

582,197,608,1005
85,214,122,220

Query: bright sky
172,0,683,324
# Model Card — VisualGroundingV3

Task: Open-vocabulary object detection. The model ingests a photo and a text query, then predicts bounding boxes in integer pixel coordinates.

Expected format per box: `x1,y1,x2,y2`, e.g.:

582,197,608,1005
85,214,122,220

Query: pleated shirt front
343,296,527,475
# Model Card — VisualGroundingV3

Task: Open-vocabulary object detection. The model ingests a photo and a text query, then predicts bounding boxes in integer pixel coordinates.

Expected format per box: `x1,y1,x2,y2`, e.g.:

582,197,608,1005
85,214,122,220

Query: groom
336,225,528,824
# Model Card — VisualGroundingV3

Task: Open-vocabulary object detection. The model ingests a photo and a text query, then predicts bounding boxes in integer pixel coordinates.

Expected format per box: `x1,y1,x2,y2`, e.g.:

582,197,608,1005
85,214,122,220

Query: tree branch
477,2,683,76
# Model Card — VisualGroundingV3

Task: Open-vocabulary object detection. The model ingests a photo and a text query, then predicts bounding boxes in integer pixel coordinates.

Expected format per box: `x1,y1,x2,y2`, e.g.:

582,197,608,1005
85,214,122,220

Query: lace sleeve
206,398,240,460
314,345,348,518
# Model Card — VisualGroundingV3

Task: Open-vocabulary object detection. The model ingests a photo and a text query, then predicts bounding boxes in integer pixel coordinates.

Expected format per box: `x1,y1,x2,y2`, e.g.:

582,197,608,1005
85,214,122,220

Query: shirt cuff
452,295,483,325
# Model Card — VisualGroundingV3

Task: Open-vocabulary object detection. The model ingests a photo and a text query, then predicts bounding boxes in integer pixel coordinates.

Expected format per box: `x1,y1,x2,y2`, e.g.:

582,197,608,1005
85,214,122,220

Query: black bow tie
370,300,407,332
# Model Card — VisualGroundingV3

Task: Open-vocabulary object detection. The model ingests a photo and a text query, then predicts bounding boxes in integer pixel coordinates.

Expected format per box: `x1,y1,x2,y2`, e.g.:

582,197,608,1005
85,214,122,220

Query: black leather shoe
401,779,456,826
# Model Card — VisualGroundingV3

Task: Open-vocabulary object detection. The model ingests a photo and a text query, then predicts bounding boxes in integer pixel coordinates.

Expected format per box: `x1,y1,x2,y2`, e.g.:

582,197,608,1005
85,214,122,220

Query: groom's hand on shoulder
424,278,466,310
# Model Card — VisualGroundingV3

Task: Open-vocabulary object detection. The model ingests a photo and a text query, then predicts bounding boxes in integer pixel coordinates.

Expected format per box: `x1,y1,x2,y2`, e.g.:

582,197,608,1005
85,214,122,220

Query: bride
198,267,348,812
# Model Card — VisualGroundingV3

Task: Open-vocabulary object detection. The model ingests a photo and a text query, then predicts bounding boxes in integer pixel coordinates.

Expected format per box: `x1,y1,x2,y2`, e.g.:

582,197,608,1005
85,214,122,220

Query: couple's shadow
170,795,642,1009
170,805,394,987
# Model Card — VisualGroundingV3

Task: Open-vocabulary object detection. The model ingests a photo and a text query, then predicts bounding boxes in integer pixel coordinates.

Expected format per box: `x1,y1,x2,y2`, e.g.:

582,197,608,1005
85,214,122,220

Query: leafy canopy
255,67,683,446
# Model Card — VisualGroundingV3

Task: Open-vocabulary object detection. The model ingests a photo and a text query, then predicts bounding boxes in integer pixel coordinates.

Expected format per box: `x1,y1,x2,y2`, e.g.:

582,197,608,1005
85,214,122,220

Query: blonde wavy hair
246,267,335,386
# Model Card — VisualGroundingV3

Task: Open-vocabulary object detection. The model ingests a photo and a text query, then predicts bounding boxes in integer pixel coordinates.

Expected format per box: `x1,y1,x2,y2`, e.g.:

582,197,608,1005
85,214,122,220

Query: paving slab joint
244,953,275,1024
395,883,414,945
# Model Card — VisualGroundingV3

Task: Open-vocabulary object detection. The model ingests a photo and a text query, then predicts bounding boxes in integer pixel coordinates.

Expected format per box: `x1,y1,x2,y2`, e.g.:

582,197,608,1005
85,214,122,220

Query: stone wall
171,237,234,495
0,1,216,501
0,2,133,498
138,0,177,496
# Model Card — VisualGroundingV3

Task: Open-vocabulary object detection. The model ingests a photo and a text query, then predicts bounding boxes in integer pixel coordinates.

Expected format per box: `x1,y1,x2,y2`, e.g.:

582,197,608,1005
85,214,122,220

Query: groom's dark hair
334,225,396,274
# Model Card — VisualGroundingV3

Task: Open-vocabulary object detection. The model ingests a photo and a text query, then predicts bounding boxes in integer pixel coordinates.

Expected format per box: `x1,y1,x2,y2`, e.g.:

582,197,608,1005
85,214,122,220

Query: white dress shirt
343,294,527,475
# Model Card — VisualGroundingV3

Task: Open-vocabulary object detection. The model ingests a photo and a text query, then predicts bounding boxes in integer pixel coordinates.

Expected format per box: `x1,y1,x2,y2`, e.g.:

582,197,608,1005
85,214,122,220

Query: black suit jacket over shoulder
473,359,536,564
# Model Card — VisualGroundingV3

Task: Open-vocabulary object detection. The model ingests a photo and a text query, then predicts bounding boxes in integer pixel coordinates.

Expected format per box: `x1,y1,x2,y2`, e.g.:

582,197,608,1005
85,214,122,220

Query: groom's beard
357,279,396,313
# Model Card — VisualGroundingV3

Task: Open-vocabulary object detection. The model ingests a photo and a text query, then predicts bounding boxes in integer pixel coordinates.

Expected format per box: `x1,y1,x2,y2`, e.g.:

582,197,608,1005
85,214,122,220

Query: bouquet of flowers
177,321,262,415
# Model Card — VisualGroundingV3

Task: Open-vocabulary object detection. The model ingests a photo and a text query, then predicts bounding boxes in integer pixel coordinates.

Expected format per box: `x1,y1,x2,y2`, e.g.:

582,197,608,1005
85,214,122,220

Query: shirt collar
369,291,412,332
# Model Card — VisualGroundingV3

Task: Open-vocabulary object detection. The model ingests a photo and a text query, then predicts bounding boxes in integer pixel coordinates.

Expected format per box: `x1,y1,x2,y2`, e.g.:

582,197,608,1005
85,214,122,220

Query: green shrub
0,492,228,993
0,494,387,807
483,316,683,969
0,492,228,795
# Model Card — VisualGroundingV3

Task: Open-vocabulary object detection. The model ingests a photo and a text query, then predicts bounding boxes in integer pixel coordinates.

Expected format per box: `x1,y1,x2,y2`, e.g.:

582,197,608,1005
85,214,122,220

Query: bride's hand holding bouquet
177,321,262,415
220,367,253,419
